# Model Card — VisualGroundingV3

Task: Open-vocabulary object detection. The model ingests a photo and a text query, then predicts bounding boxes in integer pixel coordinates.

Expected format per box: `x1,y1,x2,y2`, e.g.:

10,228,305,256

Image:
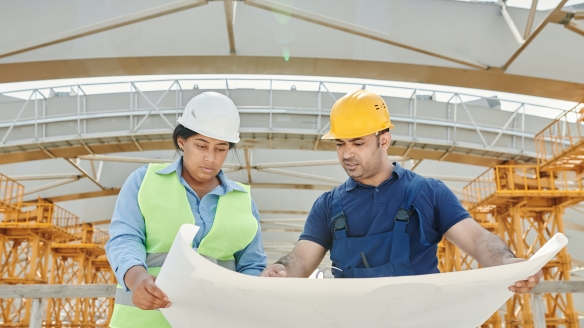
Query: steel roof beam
565,20,584,37
243,0,488,70
8,173,82,181
65,158,106,190
23,177,80,196
503,0,569,70
0,0,209,59
77,154,241,169
257,167,342,184
43,183,334,203
255,157,406,169
45,189,122,203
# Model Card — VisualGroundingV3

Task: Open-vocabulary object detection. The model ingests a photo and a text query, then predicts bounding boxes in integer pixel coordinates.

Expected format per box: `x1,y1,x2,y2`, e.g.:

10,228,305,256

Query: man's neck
354,161,394,187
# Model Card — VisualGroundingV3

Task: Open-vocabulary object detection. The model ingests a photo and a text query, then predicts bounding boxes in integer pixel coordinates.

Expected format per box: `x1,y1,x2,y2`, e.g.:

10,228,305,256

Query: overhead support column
503,0,569,70
244,149,253,183
501,2,525,44
223,0,237,54
524,0,539,39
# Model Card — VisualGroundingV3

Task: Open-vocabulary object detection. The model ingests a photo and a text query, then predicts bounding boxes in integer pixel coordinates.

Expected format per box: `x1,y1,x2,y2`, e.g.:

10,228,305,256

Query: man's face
335,133,390,182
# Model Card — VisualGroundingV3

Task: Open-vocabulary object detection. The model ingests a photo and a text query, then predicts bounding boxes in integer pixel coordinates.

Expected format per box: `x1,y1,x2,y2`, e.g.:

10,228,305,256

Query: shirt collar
156,157,182,175
391,162,405,178
344,162,403,191
155,157,247,193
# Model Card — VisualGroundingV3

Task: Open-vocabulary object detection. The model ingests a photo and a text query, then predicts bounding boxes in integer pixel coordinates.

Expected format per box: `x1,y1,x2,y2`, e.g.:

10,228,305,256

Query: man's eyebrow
335,138,364,143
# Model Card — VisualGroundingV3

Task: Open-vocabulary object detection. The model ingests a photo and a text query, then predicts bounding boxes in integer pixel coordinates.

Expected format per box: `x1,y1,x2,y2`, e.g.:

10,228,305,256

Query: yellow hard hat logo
322,89,394,140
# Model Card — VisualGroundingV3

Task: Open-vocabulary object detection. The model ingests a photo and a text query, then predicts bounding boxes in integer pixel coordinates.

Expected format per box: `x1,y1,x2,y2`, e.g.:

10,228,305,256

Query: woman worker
106,92,267,327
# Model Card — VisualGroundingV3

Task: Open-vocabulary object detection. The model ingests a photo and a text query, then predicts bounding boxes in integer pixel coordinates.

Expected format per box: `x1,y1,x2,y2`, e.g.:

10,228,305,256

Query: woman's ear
177,137,185,151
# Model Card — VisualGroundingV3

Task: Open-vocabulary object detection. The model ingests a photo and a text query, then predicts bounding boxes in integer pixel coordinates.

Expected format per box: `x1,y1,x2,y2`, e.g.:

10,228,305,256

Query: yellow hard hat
322,89,394,139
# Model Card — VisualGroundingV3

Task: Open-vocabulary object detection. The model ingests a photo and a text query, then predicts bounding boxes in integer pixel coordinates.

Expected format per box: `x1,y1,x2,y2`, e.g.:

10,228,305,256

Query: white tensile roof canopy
0,0,583,288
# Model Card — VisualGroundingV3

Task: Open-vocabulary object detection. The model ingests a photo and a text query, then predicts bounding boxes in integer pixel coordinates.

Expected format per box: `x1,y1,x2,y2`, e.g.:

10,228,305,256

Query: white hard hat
177,92,240,143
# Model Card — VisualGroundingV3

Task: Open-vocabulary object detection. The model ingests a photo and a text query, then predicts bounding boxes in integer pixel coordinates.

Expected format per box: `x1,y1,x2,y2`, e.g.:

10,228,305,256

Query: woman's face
177,134,230,183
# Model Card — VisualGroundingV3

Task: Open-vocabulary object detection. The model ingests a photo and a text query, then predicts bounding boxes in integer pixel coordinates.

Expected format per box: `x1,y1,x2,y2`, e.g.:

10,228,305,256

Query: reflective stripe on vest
145,252,236,271
110,163,258,327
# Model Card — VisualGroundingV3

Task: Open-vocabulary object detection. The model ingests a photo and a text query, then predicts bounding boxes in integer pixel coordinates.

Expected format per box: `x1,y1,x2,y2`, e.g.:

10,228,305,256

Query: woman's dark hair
173,124,235,151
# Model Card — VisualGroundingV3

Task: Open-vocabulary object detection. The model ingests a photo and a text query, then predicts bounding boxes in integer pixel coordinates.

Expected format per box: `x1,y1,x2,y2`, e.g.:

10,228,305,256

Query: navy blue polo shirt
299,162,470,275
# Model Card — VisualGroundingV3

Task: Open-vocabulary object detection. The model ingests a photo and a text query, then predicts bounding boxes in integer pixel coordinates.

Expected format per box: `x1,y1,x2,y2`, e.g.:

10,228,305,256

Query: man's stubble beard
344,154,383,181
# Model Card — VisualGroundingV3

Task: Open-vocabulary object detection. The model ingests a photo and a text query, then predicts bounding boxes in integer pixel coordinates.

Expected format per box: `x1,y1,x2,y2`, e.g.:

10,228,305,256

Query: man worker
261,89,542,294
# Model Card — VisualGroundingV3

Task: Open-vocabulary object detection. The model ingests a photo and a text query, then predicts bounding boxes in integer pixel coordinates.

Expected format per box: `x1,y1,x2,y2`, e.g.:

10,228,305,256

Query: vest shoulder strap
330,187,347,231
395,173,430,245
395,174,425,222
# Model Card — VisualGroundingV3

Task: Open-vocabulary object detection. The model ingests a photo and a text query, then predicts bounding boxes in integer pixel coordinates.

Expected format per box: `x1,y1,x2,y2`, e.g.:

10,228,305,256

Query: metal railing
0,200,81,240
87,226,109,247
0,77,569,157
535,106,584,171
464,165,584,209
0,173,24,211
0,282,582,328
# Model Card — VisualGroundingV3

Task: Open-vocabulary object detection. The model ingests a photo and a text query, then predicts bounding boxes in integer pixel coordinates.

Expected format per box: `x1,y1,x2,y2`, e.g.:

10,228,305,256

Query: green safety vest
109,163,258,328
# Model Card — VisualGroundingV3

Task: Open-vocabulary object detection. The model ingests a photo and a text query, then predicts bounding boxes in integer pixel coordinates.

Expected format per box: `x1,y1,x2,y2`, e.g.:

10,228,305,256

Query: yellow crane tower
438,106,584,328
47,221,114,327
0,174,114,327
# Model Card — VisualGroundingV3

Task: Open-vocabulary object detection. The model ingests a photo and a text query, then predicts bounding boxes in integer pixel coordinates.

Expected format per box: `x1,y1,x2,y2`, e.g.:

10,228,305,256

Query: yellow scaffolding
450,105,584,327
0,175,114,328
46,224,113,328
536,107,584,172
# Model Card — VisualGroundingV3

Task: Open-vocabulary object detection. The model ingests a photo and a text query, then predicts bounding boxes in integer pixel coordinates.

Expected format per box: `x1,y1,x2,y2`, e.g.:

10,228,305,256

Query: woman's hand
125,266,171,310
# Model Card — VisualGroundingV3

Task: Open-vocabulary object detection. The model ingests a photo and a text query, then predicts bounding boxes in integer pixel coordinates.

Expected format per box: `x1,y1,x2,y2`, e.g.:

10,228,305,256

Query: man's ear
380,132,392,150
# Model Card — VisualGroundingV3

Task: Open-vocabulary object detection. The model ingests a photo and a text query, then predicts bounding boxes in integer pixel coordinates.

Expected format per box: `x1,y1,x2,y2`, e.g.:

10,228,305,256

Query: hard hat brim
321,131,335,140
321,123,394,140
177,118,240,143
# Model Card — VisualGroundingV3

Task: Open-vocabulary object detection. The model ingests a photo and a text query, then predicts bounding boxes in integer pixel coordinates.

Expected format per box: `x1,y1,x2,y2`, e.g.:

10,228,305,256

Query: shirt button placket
374,188,380,205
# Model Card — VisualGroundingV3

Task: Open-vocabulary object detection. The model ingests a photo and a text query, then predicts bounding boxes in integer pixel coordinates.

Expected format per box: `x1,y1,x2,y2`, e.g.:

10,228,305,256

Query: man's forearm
275,253,310,277
473,231,516,267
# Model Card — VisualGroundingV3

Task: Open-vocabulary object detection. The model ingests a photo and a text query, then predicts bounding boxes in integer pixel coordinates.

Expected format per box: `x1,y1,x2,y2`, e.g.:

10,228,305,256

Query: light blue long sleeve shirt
105,157,267,290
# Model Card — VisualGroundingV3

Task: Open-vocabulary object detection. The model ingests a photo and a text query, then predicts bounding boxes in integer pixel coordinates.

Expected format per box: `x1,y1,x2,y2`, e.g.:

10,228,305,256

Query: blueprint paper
156,224,567,328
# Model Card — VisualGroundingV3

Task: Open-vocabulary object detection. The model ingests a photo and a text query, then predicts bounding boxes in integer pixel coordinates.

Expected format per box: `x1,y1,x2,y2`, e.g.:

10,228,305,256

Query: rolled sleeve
105,166,149,291
299,192,332,251
433,179,471,235
234,199,268,276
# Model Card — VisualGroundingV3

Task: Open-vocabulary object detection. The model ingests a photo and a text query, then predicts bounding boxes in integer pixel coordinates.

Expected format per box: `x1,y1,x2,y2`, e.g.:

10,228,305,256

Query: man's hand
260,264,288,277
503,258,544,294
260,241,327,278
125,266,171,310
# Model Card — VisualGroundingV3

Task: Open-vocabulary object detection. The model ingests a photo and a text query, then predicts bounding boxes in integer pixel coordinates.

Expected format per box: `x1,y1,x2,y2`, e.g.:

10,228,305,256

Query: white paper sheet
156,224,567,328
